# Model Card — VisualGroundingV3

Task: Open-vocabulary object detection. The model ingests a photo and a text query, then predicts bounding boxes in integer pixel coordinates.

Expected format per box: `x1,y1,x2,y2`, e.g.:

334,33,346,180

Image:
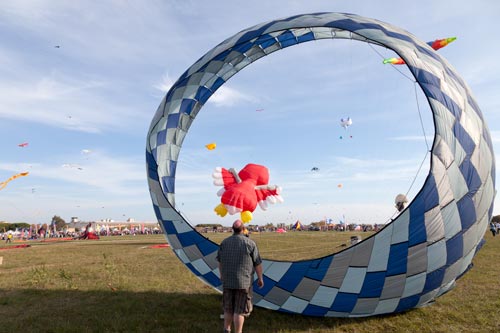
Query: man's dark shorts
222,288,253,317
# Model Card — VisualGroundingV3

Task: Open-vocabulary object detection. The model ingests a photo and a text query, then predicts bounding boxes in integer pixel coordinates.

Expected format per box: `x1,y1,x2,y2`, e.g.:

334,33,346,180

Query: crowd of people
199,223,383,234
1,223,163,243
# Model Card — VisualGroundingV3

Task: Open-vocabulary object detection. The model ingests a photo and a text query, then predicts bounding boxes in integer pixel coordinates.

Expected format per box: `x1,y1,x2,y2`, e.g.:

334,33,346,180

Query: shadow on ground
0,288,394,333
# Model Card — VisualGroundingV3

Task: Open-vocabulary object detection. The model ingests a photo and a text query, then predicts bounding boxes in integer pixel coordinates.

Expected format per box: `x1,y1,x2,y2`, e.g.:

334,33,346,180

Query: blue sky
1,1,499,226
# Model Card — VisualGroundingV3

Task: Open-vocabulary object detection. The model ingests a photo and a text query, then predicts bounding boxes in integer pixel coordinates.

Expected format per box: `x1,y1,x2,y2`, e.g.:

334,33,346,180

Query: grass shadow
0,288,392,333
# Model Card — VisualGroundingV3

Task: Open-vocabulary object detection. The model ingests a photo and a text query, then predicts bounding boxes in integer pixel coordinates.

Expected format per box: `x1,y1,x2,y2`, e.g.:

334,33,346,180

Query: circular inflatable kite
146,13,496,317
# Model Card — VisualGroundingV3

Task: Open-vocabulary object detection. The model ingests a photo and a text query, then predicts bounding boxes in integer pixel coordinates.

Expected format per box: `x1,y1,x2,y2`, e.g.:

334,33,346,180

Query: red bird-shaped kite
18,142,29,147
212,163,283,223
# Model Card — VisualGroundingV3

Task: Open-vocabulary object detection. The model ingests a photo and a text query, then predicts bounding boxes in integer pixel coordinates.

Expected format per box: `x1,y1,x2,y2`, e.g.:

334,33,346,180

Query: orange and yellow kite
0,172,29,191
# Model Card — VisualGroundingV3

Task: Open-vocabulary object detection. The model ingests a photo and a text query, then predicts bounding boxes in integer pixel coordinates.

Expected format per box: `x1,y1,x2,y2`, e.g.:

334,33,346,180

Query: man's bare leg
223,312,233,332
233,314,245,333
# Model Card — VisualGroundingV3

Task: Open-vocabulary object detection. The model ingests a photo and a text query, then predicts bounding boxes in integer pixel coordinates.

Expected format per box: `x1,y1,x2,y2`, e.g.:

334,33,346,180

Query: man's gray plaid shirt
217,234,262,289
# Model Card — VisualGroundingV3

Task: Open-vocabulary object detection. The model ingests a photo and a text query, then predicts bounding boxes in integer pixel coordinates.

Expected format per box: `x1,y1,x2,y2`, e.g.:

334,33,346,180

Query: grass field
0,231,499,333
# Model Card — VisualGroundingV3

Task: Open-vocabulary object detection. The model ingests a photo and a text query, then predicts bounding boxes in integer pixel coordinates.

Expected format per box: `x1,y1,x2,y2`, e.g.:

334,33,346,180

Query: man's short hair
232,220,243,233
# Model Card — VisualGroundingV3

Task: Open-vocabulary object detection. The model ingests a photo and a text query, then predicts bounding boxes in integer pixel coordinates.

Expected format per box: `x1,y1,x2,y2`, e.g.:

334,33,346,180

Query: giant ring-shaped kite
146,13,496,317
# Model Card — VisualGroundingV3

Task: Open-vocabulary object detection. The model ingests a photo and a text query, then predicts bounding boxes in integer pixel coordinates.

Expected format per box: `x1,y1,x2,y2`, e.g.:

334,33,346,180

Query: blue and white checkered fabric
146,12,495,317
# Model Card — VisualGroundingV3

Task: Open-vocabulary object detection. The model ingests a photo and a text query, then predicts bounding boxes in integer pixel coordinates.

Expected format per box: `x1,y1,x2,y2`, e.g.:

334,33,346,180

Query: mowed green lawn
0,231,499,333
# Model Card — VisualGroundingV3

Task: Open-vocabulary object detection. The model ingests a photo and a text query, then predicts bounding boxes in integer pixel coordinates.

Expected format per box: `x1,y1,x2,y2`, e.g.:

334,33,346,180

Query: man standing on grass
217,219,264,333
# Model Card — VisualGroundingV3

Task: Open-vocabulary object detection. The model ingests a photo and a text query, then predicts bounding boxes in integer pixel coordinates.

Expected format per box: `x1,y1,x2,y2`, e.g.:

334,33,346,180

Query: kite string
387,149,430,222
405,149,430,200
367,42,431,150
367,43,415,82
367,42,434,222
414,82,431,151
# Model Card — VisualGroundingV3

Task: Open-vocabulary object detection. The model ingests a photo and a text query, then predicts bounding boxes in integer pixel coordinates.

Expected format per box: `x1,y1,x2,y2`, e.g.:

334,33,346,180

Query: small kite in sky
383,37,456,65
0,172,29,191
205,143,216,150
383,58,406,65
18,142,29,147
54,45,61,48
256,108,264,112
311,167,319,172
428,37,456,51
62,163,83,170
81,149,92,155
340,117,352,129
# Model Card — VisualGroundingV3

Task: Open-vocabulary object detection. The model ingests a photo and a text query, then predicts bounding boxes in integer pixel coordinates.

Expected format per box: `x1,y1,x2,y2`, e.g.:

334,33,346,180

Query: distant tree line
0,215,67,232
0,222,30,231
195,224,223,228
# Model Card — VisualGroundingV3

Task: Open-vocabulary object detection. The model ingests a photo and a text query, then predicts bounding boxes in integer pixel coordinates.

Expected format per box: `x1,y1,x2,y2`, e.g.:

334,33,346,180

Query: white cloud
0,152,146,195
32,76,105,100
152,74,255,108
154,73,175,93
0,71,147,133
0,1,202,65
209,86,255,107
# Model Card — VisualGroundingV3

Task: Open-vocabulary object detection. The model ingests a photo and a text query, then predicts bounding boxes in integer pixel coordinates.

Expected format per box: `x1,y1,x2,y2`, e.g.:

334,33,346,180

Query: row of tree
196,215,500,231
0,215,66,232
